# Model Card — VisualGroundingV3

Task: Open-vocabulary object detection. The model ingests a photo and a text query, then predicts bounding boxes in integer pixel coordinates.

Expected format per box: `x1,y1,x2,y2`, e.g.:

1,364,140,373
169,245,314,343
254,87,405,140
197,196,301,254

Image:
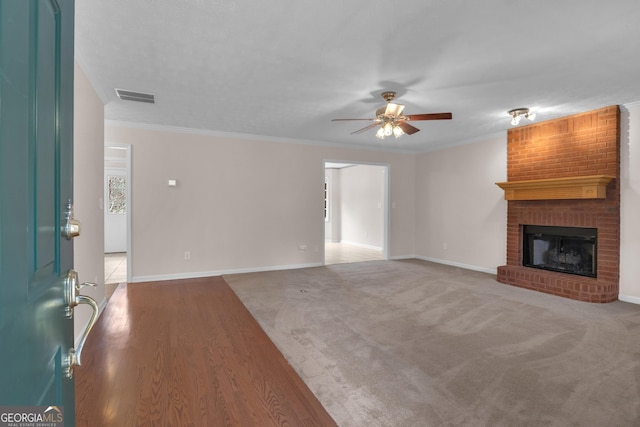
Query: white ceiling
75,0,640,153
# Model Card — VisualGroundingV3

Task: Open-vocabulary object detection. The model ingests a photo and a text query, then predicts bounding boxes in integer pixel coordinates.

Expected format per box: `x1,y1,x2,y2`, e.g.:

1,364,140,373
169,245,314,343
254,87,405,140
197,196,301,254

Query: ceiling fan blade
384,102,405,117
331,118,376,121
351,123,381,135
398,121,420,135
405,112,453,121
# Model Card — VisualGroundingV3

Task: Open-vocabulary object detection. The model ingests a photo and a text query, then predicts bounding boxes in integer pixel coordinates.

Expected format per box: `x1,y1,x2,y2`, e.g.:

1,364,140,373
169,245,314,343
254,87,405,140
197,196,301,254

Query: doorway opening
104,144,131,299
323,161,389,265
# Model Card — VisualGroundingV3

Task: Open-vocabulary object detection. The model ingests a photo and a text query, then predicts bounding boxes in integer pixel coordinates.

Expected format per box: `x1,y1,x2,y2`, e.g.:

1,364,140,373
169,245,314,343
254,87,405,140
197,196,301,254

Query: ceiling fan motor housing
381,91,397,102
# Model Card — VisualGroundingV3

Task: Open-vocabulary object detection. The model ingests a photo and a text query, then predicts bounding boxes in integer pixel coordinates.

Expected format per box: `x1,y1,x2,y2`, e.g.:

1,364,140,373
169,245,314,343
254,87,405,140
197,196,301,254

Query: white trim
324,175,330,223
417,131,506,153
322,160,391,264
622,100,640,109
383,165,390,261
105,120,418,154
103,120,509,154
389,255,415,260
618,294,640,305
323,158,394,168
98,297,107,316
104,143,133,284
415,255,498,275
129,262,324,283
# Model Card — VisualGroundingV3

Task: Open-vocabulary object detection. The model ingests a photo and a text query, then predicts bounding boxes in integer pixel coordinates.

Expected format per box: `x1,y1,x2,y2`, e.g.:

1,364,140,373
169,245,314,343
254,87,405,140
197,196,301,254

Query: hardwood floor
75,276,336,426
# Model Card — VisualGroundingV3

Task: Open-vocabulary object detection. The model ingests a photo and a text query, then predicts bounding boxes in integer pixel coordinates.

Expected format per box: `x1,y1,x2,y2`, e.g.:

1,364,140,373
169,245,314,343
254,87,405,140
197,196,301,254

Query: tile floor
105,252,127,284
325,242,385,265
104,252,127,300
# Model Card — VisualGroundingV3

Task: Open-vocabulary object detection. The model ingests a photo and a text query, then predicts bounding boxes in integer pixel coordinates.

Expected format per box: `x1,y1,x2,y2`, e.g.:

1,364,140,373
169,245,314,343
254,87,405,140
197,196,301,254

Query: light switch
168,179,177,187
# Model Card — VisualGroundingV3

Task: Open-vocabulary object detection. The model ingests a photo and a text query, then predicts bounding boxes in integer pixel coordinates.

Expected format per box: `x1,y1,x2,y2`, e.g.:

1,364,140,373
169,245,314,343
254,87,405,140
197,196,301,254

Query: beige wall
105,125,416,281
73,62,105,342
413,107,640,300
340,165,386,249
620,102,640,303
415,136,507,274
102,105,640,302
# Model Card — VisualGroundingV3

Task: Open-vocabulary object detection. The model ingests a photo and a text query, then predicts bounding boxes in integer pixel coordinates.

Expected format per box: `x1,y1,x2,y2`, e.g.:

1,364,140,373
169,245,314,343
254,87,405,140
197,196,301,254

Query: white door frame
104,167,127,252
105,143,132,283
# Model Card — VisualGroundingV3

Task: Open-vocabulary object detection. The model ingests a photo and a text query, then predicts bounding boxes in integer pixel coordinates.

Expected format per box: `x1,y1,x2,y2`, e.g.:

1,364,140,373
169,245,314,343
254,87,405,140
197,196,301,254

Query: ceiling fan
332,91,452,139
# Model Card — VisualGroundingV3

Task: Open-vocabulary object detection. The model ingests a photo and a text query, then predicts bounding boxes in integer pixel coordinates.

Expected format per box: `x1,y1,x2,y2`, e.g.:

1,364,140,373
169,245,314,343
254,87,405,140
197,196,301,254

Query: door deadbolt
62,199,81,239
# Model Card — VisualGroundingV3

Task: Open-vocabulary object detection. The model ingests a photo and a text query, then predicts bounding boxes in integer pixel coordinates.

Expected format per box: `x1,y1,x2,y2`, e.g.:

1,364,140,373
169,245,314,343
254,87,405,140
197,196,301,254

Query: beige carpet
224,259,640,427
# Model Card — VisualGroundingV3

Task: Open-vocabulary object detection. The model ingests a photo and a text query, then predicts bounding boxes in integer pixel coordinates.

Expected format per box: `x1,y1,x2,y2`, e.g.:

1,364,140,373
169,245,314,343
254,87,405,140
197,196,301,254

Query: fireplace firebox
522,225,597,278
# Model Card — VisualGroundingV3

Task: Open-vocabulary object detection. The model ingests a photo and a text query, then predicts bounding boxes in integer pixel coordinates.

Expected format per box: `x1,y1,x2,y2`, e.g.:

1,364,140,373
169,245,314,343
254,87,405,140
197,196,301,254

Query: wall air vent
115,88,155,104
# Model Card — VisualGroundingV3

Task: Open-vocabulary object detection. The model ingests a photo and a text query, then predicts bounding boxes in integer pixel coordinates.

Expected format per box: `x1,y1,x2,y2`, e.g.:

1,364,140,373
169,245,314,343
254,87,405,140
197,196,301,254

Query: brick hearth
497,106,620,303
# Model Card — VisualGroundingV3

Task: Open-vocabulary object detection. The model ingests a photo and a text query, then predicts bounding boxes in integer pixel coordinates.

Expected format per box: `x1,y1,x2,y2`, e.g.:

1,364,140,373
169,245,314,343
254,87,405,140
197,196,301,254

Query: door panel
0,0,76,422
32,0,60,294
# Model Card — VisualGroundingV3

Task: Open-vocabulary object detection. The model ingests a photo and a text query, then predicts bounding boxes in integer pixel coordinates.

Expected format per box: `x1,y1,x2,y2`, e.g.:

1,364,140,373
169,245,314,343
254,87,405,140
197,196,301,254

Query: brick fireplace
496,106,620,303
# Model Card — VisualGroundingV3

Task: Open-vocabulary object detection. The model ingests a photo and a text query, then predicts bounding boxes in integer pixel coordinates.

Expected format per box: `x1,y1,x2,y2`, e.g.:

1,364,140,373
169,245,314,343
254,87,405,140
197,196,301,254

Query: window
324,176,329,222
107,175,126,214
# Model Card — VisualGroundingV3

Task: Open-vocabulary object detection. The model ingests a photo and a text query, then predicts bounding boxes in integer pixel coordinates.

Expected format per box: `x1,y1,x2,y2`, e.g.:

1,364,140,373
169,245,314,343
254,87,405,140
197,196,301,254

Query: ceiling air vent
115,88,155,104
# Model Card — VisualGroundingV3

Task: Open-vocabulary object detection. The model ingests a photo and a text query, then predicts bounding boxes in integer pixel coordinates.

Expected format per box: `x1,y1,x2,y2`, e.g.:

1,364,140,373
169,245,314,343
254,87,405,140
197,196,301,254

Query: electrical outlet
184,251,191,260
298,244,307,252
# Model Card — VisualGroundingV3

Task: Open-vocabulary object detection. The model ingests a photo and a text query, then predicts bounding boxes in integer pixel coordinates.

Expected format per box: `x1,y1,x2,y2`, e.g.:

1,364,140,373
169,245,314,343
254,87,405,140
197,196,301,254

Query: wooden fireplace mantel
495,175,615,201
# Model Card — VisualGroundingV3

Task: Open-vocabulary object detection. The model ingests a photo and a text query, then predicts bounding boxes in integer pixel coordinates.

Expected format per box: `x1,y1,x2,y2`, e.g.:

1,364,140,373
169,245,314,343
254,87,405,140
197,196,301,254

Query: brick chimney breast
496,106,620,303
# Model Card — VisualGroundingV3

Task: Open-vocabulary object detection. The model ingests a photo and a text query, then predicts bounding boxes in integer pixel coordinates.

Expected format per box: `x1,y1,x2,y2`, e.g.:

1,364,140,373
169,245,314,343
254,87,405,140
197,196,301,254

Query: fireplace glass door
522,225,597,278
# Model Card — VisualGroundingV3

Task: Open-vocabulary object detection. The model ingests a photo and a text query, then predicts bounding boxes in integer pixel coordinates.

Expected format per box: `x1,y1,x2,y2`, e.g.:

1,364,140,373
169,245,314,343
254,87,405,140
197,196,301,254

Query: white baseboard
389,254,416,261
415,256,497,275
618,294,640,305
98,296,107,314
130,262,324,283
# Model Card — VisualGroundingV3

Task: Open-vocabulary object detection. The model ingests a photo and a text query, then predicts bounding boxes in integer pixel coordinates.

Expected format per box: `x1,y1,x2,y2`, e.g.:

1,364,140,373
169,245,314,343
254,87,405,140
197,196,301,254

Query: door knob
64,269,99,378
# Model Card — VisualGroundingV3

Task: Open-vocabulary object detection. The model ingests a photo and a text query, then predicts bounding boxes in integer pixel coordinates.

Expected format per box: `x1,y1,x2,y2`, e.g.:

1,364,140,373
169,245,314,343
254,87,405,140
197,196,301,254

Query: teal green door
0,0,76,423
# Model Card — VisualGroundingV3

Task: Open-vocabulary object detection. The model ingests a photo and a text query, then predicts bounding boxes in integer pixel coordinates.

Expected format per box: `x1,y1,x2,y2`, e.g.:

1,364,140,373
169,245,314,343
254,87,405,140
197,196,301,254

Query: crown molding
104,120,419,154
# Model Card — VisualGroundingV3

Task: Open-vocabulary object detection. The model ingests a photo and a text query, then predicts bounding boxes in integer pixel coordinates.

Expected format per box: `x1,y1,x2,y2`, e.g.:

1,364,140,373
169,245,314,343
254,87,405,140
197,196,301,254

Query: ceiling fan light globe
393,125,404,138
383,122,393,136
376,127,385,139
